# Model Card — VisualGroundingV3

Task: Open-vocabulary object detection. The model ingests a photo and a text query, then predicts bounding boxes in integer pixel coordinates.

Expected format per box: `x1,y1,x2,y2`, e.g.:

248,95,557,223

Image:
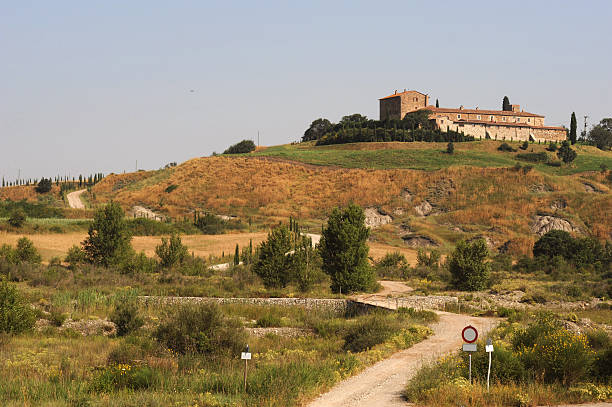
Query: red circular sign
462,325,478,343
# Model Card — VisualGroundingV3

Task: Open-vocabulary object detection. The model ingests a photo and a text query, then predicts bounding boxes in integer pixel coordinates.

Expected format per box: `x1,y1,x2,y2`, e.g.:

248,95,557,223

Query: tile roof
426,106,544,118
449,119,565,131
379,90,428,100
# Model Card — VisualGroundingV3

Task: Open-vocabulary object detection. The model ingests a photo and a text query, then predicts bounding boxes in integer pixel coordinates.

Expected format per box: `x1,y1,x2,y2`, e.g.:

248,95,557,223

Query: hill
89,140,612,256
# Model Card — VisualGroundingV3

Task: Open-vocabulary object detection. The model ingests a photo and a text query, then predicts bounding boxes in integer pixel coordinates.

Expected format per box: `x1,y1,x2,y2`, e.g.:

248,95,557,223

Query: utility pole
257,130,260,147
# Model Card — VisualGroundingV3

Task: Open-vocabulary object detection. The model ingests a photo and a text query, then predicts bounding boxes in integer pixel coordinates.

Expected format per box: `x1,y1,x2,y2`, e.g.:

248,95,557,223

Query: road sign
241,352,252,360
463,343,477,352
486,338,494,353
462,325,478,343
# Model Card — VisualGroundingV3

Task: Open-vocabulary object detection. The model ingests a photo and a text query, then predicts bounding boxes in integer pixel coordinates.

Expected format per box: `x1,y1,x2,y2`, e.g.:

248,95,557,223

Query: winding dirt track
307,311,498,407
66,189,87,209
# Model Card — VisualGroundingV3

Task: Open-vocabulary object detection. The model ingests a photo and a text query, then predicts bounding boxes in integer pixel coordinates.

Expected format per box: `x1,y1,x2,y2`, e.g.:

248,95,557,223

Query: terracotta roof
379,90,428,100
448,119,565,131
425,106,544,118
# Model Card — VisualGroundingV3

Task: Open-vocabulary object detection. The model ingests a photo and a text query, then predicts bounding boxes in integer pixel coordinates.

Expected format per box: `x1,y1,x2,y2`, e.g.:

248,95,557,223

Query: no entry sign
462,325,478,343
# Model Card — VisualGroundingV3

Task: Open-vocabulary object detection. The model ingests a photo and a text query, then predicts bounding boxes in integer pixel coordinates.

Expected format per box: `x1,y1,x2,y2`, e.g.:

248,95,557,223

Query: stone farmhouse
379,90,566,142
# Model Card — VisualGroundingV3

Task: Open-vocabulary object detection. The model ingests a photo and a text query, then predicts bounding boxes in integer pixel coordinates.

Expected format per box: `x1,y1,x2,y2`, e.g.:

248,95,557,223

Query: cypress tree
234,244,240,266
435,99,439,108
570,112,577,144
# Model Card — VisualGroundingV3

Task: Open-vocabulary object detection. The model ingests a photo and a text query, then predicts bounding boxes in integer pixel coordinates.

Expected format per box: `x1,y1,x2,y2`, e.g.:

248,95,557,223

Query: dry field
0,231,417,263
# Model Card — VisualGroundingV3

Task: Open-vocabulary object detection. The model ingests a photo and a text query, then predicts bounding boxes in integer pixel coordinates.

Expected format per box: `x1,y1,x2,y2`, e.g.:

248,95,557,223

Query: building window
503,117,506,122
490,115,494,121
477,115,481,120
516,118,520,122
528,118,531,123
457,114,461,119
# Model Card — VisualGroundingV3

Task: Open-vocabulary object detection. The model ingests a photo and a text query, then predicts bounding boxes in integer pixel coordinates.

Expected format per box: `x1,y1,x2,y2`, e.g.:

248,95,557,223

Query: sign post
241,345,251,392
461,325,478,383
486,339,494,392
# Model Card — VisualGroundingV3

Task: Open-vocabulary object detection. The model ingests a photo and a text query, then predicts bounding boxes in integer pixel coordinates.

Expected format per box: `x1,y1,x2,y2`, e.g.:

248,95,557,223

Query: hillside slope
91,141,612,255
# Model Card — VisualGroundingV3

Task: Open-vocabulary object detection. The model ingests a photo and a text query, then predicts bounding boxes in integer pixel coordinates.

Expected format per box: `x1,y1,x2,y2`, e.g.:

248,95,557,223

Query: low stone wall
358,295,458,311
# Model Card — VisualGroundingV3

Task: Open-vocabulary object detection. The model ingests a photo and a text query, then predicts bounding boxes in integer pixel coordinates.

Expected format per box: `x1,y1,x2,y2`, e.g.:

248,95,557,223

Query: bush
35,178,52,193
343,313,401,352
497,142,516,152
223,139,256,154
110,301,143,336
461,340,526,382
91,364,159,392
519,141,529,150
446,142,454,154
120,251,157,274
65,245,87,270
448,239,490,291
516,152,549,163
155,233,188,268
82,202,133,267
558,140,577,164
547,142,558,151
375,252,409,279
7,209,26,228
0,278,36,334
256,313,283,327
154,303,246,356
164,184,178,193
15,237,41,264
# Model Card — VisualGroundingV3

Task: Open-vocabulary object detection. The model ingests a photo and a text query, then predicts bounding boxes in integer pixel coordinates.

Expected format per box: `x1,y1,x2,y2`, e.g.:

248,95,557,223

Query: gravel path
307,311,499,407
66,189,87,209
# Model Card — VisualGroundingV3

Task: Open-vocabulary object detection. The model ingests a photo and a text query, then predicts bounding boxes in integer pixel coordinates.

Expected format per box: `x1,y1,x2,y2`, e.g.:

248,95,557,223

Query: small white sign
463,343,477,352
241,352,252,360
486,344,494,353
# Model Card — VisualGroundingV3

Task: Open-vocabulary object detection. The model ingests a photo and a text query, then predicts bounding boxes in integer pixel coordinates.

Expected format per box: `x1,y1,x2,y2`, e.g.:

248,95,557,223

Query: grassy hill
88,140,612,256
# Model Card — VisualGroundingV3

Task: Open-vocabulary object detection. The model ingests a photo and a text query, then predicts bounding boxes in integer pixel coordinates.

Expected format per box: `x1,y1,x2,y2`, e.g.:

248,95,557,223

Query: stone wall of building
437,120,566,143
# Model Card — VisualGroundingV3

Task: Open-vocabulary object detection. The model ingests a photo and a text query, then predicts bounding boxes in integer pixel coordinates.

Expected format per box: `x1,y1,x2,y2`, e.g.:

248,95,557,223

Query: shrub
558,140,578,163
120,251,156,274
15,237,41,264
164,184,178,193
375,252,409,279
343,313,401,352
154,303,246,356
0,244,17,264
516,152,549,163
448,239,490,291
417,249,440,268
110,301,143,336
35,178,52,193
533,230,575,259
91,364,159,392
446,142,454,154
223,139,256,154
497,142,516,152
107,342,146,365
65,245,87,270
7,209,26,228
155,233,188,268
547,142,558,151
593,348,612,381
461,340,525,382
0,278,36,334
256,313,283,327
519,141,529,150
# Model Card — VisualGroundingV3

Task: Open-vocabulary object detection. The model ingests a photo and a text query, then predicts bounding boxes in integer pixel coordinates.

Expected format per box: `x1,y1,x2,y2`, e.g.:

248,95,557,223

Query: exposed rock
61,318,117,336
530,215,577,236
550,199,567,210
128,206,165,221
402,234,439,248
400,188,413,202
398,223,412,235
216,214,238,221
364,207,392,228
414,200,433,216
428,178,455,206
392,208,405,216
584,182,604,193
529,183,554,193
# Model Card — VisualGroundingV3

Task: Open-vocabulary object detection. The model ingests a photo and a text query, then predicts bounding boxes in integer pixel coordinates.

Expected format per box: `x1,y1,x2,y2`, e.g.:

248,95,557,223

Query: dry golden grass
0,184,61,201
0,231,416,262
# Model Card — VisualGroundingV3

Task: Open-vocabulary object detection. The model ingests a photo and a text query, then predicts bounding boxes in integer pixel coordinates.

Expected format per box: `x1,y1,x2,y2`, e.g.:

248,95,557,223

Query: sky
1,0,611,181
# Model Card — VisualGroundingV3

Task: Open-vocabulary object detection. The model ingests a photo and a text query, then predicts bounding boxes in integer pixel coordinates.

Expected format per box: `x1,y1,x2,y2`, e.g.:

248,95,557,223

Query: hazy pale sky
1,1,611,180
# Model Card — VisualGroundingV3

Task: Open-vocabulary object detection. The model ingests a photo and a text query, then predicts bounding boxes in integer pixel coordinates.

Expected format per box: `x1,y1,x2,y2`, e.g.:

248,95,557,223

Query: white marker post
462,325,478,383
486,338,494,392
241,345,252,392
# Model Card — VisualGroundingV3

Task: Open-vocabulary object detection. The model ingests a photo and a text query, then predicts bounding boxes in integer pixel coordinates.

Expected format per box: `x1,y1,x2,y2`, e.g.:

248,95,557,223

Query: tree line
1,173,104,190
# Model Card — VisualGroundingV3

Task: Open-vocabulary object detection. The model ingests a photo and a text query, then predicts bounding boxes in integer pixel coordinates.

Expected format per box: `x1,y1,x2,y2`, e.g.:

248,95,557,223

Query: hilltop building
379,90,566,142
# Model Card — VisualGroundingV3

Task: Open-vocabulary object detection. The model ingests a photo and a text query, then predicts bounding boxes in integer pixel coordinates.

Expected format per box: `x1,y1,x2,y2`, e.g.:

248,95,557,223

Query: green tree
223,139,256,154
435,99,439,108
557,140,577,164
15,237,41,264
35,178,52,193
233,243,240,266
8,209,26,228
449,239,490,291
82,202,133,267
0,278,36,334
502,96,511,111
302,118,333,142
446,142,454,154
253,225,293,288
569,112,577,145
65,245,87,270
155,233,188,268
533,230,575,259
587,118,612,150
291,235,320,292
319,203,375,293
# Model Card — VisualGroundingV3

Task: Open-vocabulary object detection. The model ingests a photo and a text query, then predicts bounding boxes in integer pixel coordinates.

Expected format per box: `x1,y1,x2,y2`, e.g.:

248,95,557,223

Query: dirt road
67,189,87,209
307,311,498,407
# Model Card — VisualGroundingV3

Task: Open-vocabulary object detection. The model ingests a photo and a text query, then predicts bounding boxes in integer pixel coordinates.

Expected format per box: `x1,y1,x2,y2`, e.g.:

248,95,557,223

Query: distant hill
90,140,612,256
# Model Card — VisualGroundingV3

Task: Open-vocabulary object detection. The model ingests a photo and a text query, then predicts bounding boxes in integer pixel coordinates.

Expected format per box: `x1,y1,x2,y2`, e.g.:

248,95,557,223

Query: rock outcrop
531,215,577,236
364,207,392,228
